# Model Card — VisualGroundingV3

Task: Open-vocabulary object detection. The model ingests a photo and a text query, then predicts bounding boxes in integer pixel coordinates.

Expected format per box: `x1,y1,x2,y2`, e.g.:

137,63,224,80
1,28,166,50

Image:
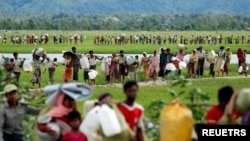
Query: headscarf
237,48,244,58
47,93,75,118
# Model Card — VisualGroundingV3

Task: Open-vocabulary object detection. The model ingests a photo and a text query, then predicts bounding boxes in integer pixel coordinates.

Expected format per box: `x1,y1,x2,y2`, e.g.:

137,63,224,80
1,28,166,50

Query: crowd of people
0,44,248,88
2,33,250,46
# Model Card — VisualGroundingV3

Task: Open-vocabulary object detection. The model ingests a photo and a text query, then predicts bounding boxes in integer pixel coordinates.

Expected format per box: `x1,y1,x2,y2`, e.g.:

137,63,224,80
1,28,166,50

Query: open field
15,62,249,111
0,30,250,54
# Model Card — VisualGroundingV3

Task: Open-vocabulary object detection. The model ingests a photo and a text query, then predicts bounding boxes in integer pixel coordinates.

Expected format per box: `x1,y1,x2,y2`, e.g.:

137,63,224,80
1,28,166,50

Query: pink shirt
62,131,87,141
152,55,159,64
176,52,184,61
150,55,159,71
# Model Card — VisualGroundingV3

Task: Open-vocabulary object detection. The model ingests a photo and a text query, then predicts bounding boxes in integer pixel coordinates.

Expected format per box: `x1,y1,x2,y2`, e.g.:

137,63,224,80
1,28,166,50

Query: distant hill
1,0,250,14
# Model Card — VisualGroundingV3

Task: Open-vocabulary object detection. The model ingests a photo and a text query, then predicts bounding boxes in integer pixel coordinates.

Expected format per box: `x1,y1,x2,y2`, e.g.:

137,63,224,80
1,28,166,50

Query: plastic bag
80,55,90,69
238,66,243,73
88,70,98,80
160,100,193,141
22,60,33,72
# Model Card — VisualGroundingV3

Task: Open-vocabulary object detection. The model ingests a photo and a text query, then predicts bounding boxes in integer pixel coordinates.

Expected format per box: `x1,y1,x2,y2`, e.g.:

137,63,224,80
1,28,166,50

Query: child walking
240,58,248,77
62,111,87,141
44,57,58,84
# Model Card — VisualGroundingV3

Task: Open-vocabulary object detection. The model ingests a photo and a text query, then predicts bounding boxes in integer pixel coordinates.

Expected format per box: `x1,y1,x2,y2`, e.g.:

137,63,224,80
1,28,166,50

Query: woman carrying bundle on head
34,83,93,141
30,48,46,89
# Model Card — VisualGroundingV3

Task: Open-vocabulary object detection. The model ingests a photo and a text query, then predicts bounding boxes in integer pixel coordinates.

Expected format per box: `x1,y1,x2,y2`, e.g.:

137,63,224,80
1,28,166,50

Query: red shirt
172,60,179,69
117,103,144,130
206,105,241,125
62,131,87,141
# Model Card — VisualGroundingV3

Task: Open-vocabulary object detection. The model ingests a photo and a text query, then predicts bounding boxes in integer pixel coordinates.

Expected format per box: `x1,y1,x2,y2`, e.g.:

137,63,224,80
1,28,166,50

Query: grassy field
0,30,250,54
15,62,249,110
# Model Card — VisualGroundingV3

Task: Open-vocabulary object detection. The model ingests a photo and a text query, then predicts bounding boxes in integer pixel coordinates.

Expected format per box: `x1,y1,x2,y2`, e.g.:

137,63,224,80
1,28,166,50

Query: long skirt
30,68,41,84
110,66,119,80
143,66,150,81
187,62,196,76
224,60,230,73
63,67,73,82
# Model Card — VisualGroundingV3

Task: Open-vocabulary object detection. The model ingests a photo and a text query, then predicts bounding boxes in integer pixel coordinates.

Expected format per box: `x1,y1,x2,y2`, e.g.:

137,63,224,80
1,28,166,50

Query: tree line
0,13,250,31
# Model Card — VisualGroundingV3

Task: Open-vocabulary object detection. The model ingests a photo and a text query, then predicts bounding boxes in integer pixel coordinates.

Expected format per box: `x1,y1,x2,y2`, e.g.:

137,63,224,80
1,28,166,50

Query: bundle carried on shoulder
80,54,90,69
127,57,137,65
206,50,216,63
160,100,194,141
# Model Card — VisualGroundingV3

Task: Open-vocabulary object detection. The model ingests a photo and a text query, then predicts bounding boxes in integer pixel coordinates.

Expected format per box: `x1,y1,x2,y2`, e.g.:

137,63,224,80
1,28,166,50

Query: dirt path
29,75,249,93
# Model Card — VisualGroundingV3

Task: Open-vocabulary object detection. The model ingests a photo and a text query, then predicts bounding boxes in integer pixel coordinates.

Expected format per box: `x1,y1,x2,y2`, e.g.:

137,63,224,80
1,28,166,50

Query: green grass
15,62,249,112
0,30,250,54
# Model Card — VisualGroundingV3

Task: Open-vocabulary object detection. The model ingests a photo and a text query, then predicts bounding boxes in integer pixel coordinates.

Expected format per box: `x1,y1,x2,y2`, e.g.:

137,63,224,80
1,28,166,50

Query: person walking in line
237,48,244,68
140,52,150,83
223,47,232,76
187,49,198,79
88,50,104,70
30,49,46,89
63,54,73,82
44,57,58,85
196,46,205,78
158,48,167,81
118,50,127,84
13,52,25,86
150,50,159,82
71,47,81,82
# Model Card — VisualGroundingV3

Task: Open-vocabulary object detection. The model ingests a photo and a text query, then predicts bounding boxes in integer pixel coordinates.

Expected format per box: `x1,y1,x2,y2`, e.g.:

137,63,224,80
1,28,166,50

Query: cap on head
143,52,147,55
2,84,18,95
120,50,124,54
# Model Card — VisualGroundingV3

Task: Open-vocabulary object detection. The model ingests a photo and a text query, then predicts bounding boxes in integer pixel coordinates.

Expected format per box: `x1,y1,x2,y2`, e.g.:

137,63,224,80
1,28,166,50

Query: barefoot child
240,58,248,77
62,111,87,141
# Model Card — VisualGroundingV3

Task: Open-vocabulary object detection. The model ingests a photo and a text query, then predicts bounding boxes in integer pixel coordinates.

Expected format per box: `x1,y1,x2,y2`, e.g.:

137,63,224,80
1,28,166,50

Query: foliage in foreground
144,75,210,140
